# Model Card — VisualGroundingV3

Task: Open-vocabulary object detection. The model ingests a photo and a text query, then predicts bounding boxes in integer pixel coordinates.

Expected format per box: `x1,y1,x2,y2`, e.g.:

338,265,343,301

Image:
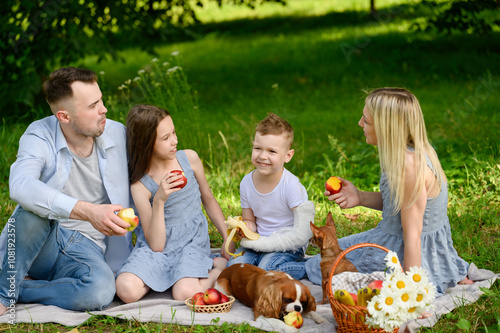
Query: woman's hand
325,177,361,209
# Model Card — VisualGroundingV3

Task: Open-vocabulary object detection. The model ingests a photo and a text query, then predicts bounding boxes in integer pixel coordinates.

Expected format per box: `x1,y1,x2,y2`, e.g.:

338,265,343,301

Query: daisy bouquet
365,251,437,332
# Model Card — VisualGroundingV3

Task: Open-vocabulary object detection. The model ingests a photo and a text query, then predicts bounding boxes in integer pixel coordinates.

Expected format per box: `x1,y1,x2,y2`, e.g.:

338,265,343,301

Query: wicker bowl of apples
185,288,235,313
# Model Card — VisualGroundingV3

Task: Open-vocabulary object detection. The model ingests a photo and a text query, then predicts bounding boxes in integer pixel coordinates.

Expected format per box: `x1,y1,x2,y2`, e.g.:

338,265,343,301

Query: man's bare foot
458,276,474,285
0,303,7,316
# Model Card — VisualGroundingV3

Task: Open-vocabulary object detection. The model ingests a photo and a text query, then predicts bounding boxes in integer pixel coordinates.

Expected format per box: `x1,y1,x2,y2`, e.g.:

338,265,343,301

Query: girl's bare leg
171,257,228,301
116,272,150,303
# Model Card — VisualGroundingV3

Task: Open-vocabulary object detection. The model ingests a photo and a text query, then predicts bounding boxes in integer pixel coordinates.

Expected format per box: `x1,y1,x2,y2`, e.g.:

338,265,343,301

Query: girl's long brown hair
126,105,170,184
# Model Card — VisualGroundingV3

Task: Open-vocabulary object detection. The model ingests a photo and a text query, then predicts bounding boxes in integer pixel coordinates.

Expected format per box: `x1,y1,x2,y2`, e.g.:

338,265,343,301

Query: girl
116,105,230,303
306,88,472,296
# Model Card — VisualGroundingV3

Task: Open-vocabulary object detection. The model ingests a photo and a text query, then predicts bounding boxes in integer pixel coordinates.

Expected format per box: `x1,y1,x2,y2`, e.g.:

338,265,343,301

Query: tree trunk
370,0,377,16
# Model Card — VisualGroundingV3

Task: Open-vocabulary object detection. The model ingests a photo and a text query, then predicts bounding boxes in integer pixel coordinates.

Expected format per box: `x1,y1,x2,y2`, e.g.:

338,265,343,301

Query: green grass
1,0,500,331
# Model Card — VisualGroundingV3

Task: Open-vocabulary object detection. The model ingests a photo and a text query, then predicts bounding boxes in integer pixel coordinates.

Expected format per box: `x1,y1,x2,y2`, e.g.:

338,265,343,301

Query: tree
1,0,285,121
415,0,499,35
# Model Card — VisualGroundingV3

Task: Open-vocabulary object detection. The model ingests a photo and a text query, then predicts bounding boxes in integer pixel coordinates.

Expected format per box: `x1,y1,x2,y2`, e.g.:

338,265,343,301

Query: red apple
325,176,342,194
192,292,205,306
171,170,187,189
283,311,303,328
220,293,230,304
203,288,221,305
350,292,358,305
117,208,139,232
368,279,383,291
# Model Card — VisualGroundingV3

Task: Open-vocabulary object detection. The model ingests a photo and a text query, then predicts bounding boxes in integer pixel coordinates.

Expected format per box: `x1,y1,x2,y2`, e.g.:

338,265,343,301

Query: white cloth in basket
331,271,385,294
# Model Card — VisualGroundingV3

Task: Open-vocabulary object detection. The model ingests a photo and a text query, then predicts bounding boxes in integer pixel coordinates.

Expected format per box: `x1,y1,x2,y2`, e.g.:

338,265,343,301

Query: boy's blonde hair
256,113,294,149
365,88,446,215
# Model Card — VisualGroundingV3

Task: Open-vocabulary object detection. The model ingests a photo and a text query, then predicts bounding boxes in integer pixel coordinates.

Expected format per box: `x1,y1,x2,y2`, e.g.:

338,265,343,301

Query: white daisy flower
396,286,418,309
384,251,401,271
391,271,409,291
406,266,430,286
377,286,399,314
366,295,385,319
171,51,179,56
403,304,425,321
414,285,435,307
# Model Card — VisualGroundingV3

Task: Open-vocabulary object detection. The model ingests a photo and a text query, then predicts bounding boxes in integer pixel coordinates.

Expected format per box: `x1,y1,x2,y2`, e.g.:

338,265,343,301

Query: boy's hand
236,221,256,238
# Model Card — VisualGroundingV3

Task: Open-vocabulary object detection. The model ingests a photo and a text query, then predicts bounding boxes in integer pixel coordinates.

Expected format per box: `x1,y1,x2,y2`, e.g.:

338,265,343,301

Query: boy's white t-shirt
240,168,308,237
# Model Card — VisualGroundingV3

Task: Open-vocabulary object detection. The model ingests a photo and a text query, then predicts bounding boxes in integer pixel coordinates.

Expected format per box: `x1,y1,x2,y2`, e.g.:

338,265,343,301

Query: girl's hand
154,172,182,203
325,177,361,209
220,239,234,260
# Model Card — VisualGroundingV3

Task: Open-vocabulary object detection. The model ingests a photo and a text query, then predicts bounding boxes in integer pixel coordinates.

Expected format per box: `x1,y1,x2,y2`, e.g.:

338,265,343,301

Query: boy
228,113,315,280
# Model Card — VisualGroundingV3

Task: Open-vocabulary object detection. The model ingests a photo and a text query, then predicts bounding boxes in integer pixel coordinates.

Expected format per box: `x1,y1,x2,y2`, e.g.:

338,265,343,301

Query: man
0,67,132,316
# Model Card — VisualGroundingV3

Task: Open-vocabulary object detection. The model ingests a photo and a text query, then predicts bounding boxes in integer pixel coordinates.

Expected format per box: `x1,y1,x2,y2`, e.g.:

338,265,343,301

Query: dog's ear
303,285,317,313
254,285,283,319
310,222,323,247
326,212,338,236
326,212,335,227
310,221,321,237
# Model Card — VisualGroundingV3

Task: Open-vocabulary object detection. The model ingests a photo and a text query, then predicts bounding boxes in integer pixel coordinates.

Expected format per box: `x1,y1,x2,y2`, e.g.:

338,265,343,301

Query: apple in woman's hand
325,176,342,194
171,170,187,189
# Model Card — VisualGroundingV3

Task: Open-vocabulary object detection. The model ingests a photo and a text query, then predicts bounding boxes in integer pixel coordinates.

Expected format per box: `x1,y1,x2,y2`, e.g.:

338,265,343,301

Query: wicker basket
327,243,400,333
185,296,235,313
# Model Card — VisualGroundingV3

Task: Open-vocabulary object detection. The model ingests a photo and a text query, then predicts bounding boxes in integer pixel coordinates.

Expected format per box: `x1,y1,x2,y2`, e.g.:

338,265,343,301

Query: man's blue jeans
227,247,306,280
0,207,115,311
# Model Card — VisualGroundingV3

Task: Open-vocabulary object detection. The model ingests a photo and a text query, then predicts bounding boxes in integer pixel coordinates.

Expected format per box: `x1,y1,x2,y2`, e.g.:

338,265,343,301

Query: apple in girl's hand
220,293,230,303
117,208,139,232
171,170,187,189
203,288,221,305
283,311,303,328
325,176,342,195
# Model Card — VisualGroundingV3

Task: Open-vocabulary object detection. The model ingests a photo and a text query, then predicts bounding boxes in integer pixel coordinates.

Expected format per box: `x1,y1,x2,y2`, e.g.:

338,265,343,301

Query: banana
334,289,341,300
224,216,260,257
357,287,372,307
372,288,381,297
337,289,357,306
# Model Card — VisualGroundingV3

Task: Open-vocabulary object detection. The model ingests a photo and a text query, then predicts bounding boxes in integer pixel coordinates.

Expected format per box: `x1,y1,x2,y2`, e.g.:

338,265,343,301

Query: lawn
1,0,499,331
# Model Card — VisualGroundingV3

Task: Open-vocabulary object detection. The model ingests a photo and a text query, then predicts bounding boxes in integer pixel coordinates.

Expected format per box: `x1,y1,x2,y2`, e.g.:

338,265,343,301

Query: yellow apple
117,208,139,232
283,311,303,328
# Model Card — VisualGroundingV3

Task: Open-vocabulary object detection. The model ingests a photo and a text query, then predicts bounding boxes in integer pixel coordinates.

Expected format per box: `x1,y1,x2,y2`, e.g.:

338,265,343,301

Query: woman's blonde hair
365,88,446,214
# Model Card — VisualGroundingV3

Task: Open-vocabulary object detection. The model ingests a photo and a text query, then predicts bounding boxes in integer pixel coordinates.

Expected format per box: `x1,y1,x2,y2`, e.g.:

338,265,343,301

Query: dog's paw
305,311,329,324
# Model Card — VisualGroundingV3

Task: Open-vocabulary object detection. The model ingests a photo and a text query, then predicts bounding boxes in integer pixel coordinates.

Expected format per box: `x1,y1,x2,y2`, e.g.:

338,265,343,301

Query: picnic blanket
1,263,498,332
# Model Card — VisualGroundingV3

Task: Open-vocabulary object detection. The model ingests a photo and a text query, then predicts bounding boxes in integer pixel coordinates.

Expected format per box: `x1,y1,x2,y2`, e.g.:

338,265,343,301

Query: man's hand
70,201,130,236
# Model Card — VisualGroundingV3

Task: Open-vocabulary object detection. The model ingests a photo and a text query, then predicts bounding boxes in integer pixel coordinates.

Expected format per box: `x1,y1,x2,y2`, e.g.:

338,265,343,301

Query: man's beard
72,118,105,138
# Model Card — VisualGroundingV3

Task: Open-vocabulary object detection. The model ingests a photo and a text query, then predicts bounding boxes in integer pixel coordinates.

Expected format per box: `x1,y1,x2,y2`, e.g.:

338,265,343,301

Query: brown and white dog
215,264,327,333
310,212,358,304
